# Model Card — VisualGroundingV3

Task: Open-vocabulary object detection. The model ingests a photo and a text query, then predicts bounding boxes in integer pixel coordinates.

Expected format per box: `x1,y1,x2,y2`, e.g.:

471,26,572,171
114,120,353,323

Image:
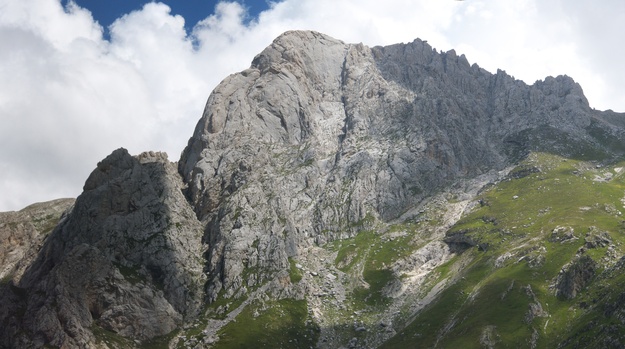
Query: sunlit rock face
178,30,619,302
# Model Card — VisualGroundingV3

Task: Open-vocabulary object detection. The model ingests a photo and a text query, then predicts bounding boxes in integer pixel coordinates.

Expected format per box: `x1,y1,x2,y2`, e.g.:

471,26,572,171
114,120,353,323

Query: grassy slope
382,152,625,348
329,214,440,312
213,299,319,349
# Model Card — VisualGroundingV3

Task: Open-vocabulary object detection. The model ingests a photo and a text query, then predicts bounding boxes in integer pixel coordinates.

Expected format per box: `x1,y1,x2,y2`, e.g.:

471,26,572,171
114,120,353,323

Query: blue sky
66,0,270,34
1,0,624,211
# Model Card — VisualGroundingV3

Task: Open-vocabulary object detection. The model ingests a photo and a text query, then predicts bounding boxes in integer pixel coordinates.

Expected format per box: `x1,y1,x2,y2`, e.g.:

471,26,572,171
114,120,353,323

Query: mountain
2,30,625,348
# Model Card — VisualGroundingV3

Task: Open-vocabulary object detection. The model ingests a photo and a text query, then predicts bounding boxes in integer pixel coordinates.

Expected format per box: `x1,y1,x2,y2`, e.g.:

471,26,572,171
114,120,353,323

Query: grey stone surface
179,30,624,303
555,254,597,300
1,149,206,347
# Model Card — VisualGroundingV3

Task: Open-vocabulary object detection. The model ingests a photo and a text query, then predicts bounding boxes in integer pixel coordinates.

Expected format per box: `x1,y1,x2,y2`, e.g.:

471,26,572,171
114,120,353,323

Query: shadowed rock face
178,30,622,301
2,30,625,348
1,149,206,347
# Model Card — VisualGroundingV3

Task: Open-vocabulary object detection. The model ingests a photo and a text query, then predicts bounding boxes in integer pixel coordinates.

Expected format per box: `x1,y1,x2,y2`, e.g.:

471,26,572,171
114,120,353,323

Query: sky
0,0,623,211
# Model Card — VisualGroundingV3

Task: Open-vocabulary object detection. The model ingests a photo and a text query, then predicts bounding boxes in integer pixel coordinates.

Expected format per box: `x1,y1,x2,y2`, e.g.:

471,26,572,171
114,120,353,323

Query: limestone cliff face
178,30,621,301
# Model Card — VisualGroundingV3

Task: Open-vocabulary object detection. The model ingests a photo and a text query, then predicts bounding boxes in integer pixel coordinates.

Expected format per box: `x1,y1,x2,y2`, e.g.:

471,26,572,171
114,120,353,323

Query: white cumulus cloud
0,0,623,211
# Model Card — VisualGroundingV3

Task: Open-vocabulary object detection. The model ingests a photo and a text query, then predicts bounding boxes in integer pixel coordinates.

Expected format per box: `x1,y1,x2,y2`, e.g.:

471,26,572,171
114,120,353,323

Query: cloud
0,0,158,209
0,0,623,211
554,0,625,111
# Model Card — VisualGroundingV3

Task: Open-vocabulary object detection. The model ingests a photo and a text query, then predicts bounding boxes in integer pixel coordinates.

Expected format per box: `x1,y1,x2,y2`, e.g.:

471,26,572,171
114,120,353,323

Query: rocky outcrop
444,230,488,252
549,226,577,243
584,227,612,249
178,30,622,302
555,254,596,299
1,149,206,348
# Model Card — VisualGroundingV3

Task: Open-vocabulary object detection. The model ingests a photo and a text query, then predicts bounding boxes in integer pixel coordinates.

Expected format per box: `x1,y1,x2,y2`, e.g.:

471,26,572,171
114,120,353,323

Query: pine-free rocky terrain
2,30,625,348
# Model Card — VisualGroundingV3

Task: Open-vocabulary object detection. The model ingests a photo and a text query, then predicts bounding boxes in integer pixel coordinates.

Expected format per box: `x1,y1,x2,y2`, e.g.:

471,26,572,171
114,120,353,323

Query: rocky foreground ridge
2,30,625,348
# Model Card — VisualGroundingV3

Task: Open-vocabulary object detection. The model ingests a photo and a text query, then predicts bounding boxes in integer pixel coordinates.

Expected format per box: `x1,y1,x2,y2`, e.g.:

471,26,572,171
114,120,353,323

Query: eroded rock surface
1,149,206,348
179,30,622,303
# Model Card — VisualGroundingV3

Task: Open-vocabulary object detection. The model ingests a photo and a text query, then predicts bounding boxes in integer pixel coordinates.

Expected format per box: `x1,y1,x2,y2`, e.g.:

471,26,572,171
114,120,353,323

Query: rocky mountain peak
177,30,623,306
2,148,206,347
251,30,346,75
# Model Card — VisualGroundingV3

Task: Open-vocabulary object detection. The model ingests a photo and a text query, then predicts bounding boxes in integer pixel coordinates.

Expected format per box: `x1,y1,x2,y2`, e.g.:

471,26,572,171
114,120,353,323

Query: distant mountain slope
1,30,624,348
0,198,74,282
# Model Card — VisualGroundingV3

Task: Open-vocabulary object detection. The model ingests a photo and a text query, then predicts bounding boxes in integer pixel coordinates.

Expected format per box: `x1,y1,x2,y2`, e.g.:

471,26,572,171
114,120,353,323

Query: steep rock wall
1,149,206,348
178,30,617,301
